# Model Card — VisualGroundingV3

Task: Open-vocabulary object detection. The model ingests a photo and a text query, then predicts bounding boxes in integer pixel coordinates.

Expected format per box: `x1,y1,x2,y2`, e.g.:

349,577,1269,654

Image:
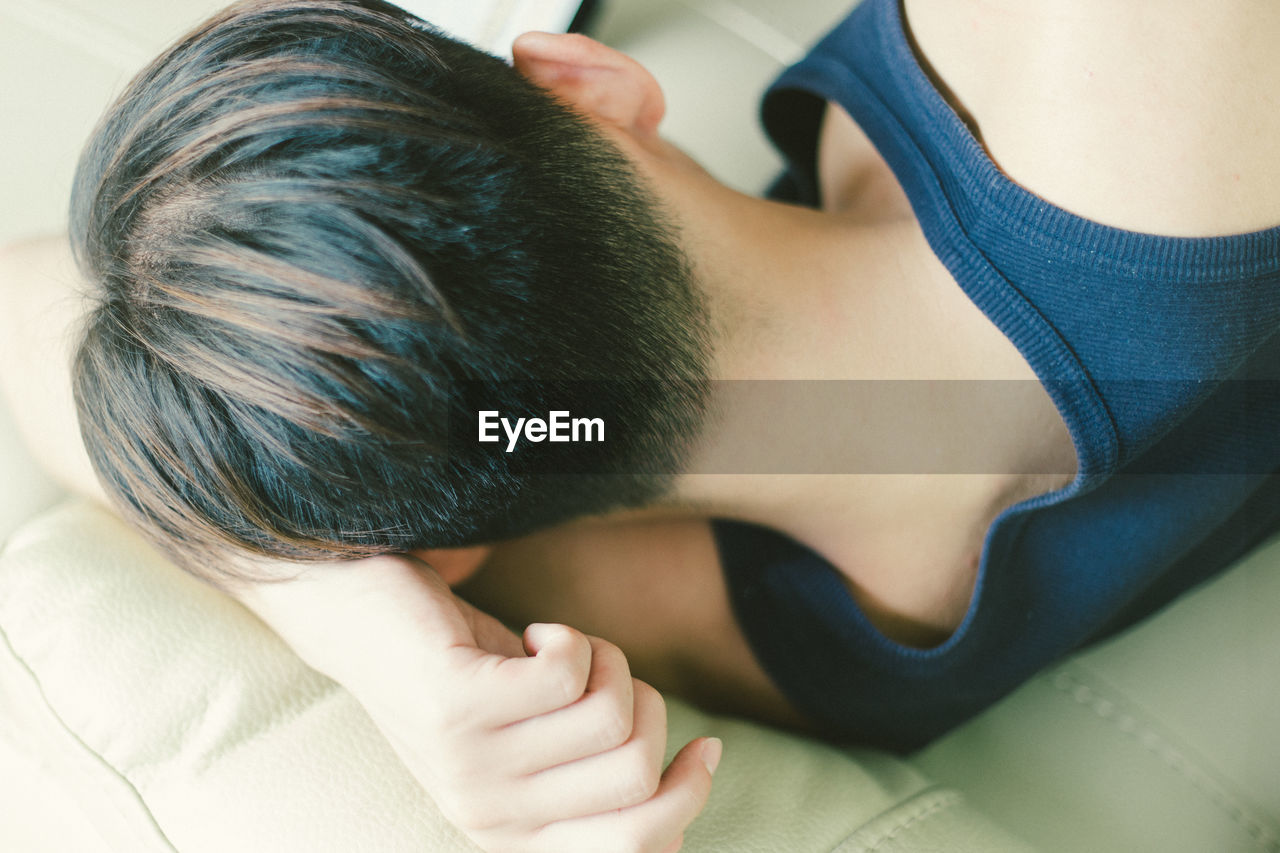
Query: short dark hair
70,0,708,581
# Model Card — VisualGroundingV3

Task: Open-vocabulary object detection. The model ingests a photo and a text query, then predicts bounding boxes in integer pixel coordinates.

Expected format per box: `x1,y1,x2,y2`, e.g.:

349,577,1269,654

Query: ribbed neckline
732,0,1280,708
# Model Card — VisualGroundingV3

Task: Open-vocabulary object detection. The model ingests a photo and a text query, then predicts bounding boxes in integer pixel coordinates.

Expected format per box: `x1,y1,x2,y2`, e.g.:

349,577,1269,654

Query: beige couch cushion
916,531,1280,852
0,404,62,547
0,500,1033,852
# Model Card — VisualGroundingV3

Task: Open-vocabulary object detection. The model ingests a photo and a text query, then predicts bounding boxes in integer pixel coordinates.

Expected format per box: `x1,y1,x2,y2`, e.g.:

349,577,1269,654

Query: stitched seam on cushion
864,789,962,852
4,501,350,785
196,675,346,775
1053,667,1280,852
833,787,965,853
118,673,346,782
0,616,178,852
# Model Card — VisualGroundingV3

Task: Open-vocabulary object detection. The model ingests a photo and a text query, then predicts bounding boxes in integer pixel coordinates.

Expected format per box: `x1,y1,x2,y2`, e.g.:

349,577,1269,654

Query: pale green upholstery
2,1,1277,851
916,532,1280,853
0,499,1032,852
3,482,1277,850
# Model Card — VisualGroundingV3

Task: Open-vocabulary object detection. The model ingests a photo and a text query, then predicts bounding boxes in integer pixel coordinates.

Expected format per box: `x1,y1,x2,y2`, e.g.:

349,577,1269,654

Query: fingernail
701,737,723,775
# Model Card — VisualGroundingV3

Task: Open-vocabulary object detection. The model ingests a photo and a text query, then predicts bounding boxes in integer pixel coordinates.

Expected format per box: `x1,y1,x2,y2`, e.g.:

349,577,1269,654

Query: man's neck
638,140,985,503
620,133,1073,619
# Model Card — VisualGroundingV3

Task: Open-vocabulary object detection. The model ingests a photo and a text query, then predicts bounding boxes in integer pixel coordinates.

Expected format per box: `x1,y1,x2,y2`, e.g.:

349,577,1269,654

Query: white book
389,0,588,58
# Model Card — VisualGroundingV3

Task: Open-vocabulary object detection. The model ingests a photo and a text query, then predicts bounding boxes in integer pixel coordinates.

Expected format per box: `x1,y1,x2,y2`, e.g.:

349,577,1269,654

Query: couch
2,1,1277,850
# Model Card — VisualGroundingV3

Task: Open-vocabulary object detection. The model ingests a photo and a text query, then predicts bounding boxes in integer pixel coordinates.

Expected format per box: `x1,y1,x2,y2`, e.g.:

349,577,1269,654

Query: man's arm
233,554,719,853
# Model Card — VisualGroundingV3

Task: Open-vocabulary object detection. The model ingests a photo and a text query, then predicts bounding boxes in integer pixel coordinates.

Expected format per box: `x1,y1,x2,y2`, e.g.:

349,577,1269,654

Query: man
3,0,1277,850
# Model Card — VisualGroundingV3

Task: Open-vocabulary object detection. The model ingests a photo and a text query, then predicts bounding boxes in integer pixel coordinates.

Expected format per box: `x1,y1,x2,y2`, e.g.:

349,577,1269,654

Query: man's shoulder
904,0,1280,238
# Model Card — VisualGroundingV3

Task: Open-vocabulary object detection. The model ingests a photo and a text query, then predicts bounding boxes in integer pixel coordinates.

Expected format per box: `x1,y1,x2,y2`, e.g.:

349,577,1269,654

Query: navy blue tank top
714,0,1280,751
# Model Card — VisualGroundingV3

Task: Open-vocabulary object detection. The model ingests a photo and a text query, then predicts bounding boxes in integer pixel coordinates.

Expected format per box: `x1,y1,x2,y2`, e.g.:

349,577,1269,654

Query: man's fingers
456,623,594,725
529,736,721,853
494,637,635,772
611,736,720,851
509,679,668,824
631,736,720,830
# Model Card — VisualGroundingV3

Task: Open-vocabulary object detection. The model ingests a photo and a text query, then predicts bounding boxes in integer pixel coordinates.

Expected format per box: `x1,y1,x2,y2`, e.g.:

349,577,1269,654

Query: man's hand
232,554,720,853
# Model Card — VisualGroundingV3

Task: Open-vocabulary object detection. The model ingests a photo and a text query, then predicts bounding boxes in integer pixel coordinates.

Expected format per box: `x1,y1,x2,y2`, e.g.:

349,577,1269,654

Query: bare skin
3,1,1279,847
455,519,809,729
6,0,1279,703
446,0,1280,716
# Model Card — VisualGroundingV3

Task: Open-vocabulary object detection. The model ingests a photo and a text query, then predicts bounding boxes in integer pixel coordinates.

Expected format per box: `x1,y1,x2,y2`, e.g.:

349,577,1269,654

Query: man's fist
233,553,719,852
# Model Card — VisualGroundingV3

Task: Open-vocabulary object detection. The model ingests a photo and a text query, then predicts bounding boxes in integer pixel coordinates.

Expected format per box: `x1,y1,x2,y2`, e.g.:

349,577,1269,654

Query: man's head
70,0,709,580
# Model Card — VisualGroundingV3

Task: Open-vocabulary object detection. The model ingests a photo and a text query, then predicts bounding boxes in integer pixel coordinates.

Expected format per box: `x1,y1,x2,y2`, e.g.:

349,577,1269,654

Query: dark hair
70,0,708,581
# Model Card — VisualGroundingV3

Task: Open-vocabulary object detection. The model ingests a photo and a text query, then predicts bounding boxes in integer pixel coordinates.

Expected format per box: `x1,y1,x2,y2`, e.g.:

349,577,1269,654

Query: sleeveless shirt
713,0,1280,751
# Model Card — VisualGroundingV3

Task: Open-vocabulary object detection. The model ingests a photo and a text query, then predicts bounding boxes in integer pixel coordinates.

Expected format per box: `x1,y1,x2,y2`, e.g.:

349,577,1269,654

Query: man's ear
512,31,665,139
